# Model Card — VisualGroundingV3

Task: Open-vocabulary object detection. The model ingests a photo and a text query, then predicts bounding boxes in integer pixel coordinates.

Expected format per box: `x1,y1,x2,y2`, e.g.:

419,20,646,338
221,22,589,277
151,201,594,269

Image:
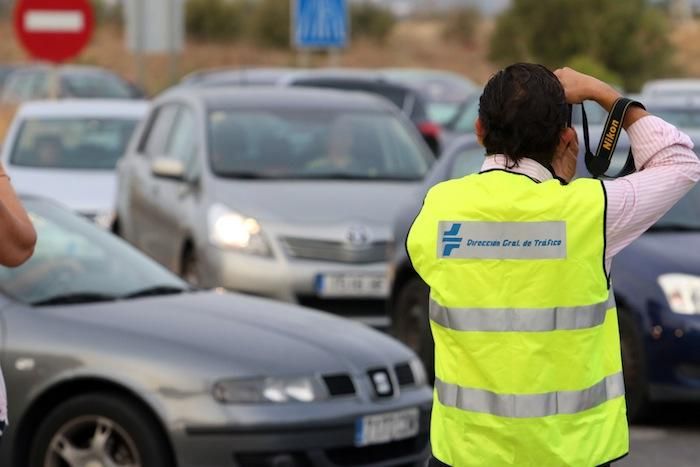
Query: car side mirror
151,157,185,181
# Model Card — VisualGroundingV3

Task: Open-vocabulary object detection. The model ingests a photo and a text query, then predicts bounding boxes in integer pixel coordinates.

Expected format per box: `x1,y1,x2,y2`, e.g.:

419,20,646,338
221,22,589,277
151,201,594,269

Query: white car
1,99,149,229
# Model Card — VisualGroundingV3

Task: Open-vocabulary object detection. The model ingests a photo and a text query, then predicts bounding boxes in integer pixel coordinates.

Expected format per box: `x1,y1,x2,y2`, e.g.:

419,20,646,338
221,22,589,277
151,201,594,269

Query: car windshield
208,108,432,180
449,146,487,179
0,199,187,305
10,117,138,170
653,183,700,230
62,73,133,99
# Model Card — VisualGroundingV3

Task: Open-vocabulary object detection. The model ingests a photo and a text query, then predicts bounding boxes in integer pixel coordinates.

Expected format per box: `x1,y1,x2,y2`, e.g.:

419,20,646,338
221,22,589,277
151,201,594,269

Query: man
407,64,700,467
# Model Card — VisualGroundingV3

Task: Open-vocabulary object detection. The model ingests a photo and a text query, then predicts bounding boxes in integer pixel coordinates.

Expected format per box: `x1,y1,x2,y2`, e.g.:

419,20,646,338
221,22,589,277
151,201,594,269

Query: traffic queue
0,63,698,467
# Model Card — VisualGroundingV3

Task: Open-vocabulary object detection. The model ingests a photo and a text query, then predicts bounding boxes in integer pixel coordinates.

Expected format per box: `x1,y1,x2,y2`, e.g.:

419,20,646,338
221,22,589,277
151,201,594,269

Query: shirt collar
480,155,555,183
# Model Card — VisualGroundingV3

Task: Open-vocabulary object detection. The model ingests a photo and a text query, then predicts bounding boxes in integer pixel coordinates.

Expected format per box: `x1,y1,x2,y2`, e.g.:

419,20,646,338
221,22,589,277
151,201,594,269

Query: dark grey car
0,197,432,467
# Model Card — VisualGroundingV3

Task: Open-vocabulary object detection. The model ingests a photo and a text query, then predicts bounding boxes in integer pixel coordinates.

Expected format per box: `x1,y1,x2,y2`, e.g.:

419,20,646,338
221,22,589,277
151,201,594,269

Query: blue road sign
294,0,348,49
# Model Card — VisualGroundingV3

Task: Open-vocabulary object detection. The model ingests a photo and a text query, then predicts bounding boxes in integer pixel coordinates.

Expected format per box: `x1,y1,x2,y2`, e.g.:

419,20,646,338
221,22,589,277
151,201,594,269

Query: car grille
323,374,356,397
394,363,416,387
281,237,389,263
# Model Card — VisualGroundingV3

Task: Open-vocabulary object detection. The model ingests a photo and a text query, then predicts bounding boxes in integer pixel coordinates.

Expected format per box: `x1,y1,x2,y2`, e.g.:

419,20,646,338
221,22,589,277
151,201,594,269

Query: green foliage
442,7,481,45
248,0,292,49
565,55,623,88
350,2,396,43
489,0,676,91
186,0,244,41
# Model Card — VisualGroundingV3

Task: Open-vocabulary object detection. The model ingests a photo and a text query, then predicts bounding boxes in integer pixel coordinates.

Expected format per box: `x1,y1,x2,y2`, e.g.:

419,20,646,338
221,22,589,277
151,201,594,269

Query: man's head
476,63,572,166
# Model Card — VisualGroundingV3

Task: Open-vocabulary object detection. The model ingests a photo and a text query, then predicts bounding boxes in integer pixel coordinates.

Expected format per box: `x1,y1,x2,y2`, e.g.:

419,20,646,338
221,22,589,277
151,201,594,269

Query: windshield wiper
32,292,118,307
650,224,700,232
122,285,188,299
283,173,423,181
215,171,276,179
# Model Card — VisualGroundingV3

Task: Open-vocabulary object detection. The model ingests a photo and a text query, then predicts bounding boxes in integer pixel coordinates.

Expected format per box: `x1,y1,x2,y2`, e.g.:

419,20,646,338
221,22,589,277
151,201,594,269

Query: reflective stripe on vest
430,294,615,332
435,372,624,418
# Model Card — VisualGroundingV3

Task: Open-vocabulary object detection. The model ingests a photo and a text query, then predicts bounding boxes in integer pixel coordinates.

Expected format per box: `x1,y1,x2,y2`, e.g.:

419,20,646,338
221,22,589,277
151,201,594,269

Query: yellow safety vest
407,170,629,467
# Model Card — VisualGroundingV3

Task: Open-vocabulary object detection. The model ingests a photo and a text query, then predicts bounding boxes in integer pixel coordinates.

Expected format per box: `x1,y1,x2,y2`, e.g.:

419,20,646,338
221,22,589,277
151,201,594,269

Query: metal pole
168,0,179,84
135,0,146,91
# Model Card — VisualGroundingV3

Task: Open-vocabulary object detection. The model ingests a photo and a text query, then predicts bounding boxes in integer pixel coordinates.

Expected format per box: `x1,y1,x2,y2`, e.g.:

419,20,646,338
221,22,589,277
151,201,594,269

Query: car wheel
29,393,171,467
392,276,434,382
181,246,200,287
618,308,650,423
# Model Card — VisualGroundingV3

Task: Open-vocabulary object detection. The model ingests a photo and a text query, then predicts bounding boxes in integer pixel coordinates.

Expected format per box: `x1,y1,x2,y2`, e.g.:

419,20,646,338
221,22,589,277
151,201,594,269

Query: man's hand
552,127,579,183
554,67,649,129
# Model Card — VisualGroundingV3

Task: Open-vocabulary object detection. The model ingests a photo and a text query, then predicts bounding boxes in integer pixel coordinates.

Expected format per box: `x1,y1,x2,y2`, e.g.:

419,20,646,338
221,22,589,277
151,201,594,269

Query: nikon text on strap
583,97,645,178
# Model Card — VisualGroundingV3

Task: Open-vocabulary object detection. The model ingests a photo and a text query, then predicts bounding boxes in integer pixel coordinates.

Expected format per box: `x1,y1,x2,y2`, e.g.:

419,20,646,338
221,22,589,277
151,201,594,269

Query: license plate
316,273,389,298
354,408,420,447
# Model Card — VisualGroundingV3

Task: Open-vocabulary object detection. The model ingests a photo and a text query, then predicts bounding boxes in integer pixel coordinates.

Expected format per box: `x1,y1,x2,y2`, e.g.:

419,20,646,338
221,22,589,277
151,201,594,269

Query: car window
9,117,139,170
166,106,198,165
29,72,49,99
649,108,700,129
141,105,179,156
0,199,186,305
452,98,479,133
208,108,432,180
654,183,700,230
3,72,36,101
449,146,486,179
61,72,133,99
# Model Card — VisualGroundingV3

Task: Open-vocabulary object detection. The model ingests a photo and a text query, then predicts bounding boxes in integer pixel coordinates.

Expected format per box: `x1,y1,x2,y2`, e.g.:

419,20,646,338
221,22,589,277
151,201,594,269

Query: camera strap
582,97,645,178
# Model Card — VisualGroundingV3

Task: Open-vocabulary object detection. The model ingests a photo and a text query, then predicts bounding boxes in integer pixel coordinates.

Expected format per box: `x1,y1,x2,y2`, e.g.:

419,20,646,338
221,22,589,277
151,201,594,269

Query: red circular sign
14,0,94,63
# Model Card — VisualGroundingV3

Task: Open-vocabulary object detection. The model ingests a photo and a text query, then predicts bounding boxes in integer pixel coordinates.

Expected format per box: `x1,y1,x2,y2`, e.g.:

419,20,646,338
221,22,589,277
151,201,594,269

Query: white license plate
316,273,389,298
354,408,420,447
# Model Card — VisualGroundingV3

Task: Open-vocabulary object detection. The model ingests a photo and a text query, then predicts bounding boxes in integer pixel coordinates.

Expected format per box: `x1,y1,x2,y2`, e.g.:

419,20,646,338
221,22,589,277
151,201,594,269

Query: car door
147,103,202,273
123,103,179,264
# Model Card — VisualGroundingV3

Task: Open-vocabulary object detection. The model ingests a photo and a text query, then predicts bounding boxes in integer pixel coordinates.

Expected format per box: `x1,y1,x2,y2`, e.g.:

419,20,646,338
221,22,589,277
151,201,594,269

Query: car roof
182,67,298,85
16,99,150,118
643,95,700,109
164,86,396,112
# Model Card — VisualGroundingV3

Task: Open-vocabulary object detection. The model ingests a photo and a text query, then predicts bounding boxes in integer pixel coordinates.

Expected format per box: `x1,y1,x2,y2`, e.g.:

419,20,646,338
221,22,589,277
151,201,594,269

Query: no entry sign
13,0,94,63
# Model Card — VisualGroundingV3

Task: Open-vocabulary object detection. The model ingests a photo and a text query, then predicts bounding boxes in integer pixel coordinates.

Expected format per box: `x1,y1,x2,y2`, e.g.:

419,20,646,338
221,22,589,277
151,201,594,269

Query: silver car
115,87,433,326
0,196,432,467
1,100,149,229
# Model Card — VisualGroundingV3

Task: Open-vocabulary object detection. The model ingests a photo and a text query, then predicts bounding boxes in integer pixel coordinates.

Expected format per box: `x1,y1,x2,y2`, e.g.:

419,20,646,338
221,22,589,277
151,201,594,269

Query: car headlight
212,376,328,404
207,203,270,256
409,357,428,386
658,273,700,315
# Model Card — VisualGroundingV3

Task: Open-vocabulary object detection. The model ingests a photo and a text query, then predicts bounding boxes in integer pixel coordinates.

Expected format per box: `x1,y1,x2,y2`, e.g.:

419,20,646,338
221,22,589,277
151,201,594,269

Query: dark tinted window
655,184,700,230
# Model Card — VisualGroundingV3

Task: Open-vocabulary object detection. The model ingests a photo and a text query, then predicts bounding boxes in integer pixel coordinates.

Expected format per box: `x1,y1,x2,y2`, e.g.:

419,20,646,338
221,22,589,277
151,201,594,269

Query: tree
490,0,675,91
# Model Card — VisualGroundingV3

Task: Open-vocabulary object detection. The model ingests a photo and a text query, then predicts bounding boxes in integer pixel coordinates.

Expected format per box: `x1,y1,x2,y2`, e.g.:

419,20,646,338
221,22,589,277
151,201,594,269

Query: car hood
7,167,116,214
35,291,414,377
211,179,422,224
615,231,700,277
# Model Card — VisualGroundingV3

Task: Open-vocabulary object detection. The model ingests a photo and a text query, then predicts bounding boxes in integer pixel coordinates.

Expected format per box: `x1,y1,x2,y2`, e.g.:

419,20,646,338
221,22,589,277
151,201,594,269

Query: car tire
392,276,434,382
618,308,650,423
29,393,171,467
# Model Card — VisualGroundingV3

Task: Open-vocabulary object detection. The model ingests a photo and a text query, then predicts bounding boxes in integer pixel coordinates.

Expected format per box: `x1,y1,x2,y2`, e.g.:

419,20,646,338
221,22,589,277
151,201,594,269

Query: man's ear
560,127,575,145
475,118,485,146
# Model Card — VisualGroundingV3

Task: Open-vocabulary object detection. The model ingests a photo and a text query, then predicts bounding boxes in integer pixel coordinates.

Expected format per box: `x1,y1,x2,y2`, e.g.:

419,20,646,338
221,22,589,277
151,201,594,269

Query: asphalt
618,403,700,467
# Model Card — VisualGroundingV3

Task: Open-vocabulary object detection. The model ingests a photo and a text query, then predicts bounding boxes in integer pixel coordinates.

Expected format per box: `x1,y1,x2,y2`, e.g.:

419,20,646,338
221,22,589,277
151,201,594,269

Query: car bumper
202,246,391,326
171,392,433,467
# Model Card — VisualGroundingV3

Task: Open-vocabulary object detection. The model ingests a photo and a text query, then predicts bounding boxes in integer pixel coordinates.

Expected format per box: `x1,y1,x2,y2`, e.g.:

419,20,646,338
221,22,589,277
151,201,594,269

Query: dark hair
478,63,568,166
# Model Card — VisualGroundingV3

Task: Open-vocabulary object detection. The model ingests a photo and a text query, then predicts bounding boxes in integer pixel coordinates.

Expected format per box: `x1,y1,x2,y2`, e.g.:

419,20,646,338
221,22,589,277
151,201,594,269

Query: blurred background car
0,65,144,103
180,67,298,87
382,68,478,125
116,87,433,327
281,69,443,155
641,79,700,99
643,96,700,136
0,196,432,467
0,64,24,95
388,135,484,377
1,100,149,230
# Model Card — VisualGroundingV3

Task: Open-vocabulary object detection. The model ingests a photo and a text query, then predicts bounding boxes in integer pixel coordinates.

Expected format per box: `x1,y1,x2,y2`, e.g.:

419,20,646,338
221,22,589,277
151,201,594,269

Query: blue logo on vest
442,223,462,257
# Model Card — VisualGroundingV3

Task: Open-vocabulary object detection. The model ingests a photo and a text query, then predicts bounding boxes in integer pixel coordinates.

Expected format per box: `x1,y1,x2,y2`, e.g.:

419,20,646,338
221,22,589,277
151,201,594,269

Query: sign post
293,0,348,66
